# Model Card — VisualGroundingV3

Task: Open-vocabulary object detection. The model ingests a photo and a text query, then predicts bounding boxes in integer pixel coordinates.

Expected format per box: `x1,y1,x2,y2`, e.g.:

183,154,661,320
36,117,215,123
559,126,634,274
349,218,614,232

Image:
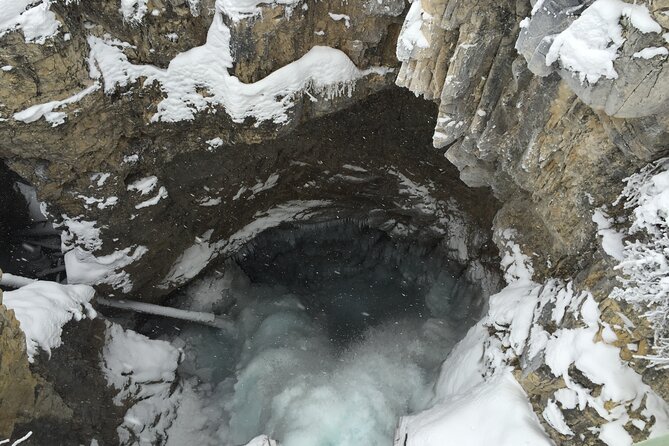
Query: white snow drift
3,280,97,362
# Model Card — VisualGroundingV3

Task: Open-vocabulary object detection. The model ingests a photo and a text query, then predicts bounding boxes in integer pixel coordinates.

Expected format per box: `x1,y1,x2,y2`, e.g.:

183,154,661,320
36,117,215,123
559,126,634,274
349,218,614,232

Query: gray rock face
517,0,669,118
397,0,669,275
396,0,669,443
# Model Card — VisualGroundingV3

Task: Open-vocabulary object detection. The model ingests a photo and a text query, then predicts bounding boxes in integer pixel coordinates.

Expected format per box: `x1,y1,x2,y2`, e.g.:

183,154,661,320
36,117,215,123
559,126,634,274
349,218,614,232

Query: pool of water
138,222,484,446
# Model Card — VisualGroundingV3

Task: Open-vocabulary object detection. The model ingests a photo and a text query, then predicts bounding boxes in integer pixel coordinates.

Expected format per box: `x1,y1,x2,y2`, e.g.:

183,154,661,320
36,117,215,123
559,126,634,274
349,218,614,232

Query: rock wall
396,0,669,443
0,273,73,440
1,0,477,302
1,0,668,443
397,0,668,276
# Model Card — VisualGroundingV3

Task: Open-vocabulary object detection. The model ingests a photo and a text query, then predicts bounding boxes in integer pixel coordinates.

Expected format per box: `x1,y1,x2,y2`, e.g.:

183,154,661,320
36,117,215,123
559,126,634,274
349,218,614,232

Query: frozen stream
138,222,485,446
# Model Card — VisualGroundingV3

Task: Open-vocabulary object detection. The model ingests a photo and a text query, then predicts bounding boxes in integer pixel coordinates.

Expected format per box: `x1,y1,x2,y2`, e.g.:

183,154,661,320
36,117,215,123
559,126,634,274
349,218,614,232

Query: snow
135,186,168,209
217,0,301,21
3,281,96,362
91,172,112,187
398,230,669,444
127,176,158,195
328,13,350,28
119,0,148,23
159,230,226,289
0,273,36,288
248,173,279,196
13,83,100,126
545,0,662,83
396,0,430,62
633,46,669,59
600,421,633,446
0,0,60,44
199,197,222,206
592,208,625,260
397,371,552,446
101,322,183,444
60,216,103,252
342,164,367,173
160,200,330,289
87,3,389,125
65,245,148,292
206,137,224,149
123,154,139,164
394,237,552,445
77,194,119,210
612,158,669,366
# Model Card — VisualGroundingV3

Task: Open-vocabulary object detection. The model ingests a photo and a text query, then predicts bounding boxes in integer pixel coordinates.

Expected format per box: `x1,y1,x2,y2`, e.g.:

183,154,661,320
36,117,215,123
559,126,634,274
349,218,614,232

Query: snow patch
119,0,148,23
101,322,182,444
3,281,96,362
0,0,61,44
217,0,301,21
135,186,168,209
545,0,662,83
396,371,551,446
13,83,100,126
396,0,430,61
127,176,158,195
87,5,389,125
328,12,350,27
65,245,148,292
60,216,103,252
592,208,625,261
633,46,669,59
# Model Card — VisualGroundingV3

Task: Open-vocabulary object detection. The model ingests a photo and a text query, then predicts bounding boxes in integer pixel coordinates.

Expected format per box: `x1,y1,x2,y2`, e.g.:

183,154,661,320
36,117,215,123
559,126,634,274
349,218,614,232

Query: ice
159,230,226,289
163,280,462,446
13,182,47,222
149,222,489,446
167,207,330,293
3,280,96,362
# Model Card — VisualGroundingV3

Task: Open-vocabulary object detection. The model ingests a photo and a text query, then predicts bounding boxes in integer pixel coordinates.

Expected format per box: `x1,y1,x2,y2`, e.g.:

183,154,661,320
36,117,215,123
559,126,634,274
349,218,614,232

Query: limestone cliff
396,0,669,443
0,0,668,443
